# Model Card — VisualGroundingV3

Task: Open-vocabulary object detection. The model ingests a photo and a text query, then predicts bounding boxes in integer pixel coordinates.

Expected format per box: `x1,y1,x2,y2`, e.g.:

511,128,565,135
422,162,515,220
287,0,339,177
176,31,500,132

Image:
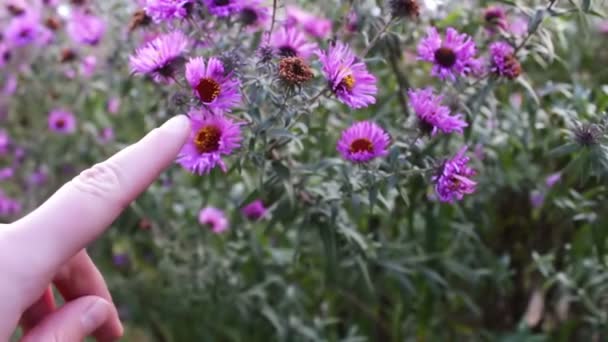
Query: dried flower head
44,17,62,31
489,42,521,79
278,57,314,86
573,123,603,147
257,45,274,64
389,0,420,19
129,9,152,32
59,48,78,63
219,50,244,76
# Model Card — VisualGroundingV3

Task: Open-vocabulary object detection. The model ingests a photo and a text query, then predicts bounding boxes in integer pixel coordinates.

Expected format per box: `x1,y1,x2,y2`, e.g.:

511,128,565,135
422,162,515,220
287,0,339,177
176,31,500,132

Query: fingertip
159,114,191,136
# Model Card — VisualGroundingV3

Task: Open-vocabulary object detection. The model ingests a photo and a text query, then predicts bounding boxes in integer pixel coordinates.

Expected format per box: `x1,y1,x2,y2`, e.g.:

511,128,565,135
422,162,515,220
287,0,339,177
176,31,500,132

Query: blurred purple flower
144,0,192,22
0,44,12,68
317,42,377,109
546,172,561,188
0,131,10,155
48,109,77,134
509,16,528,36
112,253,130,267
79,55,97,78
286,5,332,38
598,21,608,34
417,27,479,81
0,191,21,216
337,121,390,163
0,167,14,181
185,57,241,111
199,206,229,233
433,147,477,203
107,97,121,115
271,26,317,59
530,190,544,208
67,10,105,46
489,41,521,79
408,88,468,136
345,10,359,33
483,6,507,34
3,74,18,95
177,109,243,175
27,168,48,187
203,0,242,17
98,127,114,144
13,147,25,164
130,31,189,83
242,199,267,221
239,0,270,30
5,14,41,47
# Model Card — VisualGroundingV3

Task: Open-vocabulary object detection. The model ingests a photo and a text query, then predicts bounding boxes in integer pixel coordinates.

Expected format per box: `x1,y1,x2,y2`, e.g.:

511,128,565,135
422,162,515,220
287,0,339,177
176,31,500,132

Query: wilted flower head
483,6,507,34
285,5,332,38
257,44,274,63
199,206,229,233
144,0,192,22
177,110,243,175
271,26,317,59
389,0,420,19
278,57,314,86
433,147,477,203
417,27,479,81
242,199,267,221
67,10,105,45
317,42,377,109
203,0,242,17
239,0,270,30
48,109,77,134
408,88,468,136
337,121,390,163
185,57,241,111
489,41,521,79
572,122,603,147
130,31,189,83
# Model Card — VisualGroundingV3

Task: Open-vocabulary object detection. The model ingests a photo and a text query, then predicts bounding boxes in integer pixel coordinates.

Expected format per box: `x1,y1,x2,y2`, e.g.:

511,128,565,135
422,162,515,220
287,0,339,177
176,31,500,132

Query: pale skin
0,115,191,341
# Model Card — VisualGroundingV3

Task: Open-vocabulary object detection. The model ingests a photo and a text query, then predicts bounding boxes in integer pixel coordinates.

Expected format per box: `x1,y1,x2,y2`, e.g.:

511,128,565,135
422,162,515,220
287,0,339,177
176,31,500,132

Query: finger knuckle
71,162,126,207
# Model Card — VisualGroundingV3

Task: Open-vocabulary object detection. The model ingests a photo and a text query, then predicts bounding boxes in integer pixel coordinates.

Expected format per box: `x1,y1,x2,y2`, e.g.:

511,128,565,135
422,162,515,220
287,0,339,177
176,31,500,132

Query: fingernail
81,299,110,333
161,115,190,133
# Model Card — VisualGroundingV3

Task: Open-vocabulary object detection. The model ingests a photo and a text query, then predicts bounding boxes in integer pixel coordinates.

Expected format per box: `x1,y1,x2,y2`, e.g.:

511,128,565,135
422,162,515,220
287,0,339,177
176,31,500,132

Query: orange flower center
349,138,374,153
340,74,356,91
195,78,221,103
194,125,221,153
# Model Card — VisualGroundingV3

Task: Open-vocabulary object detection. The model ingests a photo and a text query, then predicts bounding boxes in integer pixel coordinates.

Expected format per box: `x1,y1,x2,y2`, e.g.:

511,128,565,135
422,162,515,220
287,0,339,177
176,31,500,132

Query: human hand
0,115,190,341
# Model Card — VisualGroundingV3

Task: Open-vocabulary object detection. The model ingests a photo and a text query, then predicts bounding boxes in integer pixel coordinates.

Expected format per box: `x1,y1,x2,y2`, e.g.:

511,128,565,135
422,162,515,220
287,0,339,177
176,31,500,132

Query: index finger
11,115,190,274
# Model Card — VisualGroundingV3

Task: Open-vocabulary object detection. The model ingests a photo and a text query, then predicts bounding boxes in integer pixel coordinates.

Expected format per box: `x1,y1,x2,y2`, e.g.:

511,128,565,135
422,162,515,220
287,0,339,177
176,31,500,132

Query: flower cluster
199,199,268,234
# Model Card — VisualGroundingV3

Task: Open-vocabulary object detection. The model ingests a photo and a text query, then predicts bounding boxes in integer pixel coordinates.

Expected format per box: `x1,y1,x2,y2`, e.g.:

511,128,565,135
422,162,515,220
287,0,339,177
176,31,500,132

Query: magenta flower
0,167,14,181
199,206,229,233
79,55,97,78
509,16,528,36
239,0,270,30
203,0,242,17
317,42,377,109
337,121,390,163
408,88,468,136
98,127,115,144
286,5,332,38
67,10,105,46
345,10,359,33
5,14,41,47
545,172,561,188
107,97,121,114
433,147,477,203
185,57,241,111
48,109,77,134
483,6,507,34
0,44,11,68
144,0,192,22
129,31,189,83
271,26,317,59
489,41,521,79
27,168,48,187
417,27,479,81
242,199,267,221
177,110,243,175
0,131,10,155
0,191,21,217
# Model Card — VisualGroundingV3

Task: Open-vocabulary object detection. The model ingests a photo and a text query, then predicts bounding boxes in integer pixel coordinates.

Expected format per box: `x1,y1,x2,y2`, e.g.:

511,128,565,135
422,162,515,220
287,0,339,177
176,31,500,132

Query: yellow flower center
195,78,221,103
341,74,356,91
349,138,374,153
194,125,221,153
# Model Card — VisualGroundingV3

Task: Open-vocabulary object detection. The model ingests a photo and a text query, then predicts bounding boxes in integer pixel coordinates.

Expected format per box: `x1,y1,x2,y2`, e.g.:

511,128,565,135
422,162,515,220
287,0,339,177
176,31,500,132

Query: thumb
21,296,112,342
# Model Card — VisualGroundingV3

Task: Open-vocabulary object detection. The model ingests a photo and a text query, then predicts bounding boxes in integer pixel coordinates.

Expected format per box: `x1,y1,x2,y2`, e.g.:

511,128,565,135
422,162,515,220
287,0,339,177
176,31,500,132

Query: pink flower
199,206,229,233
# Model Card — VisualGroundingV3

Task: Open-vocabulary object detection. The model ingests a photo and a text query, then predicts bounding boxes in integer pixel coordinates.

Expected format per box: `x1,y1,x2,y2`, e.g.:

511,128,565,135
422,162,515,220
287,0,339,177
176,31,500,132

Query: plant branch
361,17,396,58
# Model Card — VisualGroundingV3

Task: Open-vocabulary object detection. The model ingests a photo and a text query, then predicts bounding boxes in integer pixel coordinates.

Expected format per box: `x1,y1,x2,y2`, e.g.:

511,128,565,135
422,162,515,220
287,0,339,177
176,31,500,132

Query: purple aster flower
67,10,105,46
107,97,121,114
98,127,114,144
185,57,241,111
177,110,243,175
239,0,270,30
337,121,390,163
144,0,192,22
483,6,507,34
489,41,521,79
433,147,477,203
408,88,468,136
317,42,377,109
199,206,229,233
129,31,189,83
203,0,242,17
0,131,10,155
545,172,561,188
48,109,77,134
286,5,332,38
271,26,317,59
5,14,41,46
79,55,97,78
242,199,267,221
27,168,48,187
417,27,479,81
0,167,14,181
0,192,21,217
